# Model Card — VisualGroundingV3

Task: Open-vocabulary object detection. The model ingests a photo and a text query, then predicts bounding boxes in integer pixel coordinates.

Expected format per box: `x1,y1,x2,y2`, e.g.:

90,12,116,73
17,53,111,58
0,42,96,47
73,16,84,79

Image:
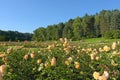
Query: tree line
33,9,120,41
0,30,32,41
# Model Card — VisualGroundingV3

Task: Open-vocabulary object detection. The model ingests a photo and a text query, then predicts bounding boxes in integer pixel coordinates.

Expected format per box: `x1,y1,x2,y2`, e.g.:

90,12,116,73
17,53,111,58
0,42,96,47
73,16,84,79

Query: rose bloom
59,38,64,42
98,71,109,80
51,57,56,66
68,57,73,62
37,59,42,64
112,42,117,50
103,45,110,52
95,56,100,61
63,42,69,48
90,53,96,60
24,54,29,60
45,61,50,68
65,60,70,66
93,71,100,80
98,76,107,80
0,64,7,76
75,64,80,69
99,48,104,52
30,53,35,58
74,62,80,69
102,71,109,79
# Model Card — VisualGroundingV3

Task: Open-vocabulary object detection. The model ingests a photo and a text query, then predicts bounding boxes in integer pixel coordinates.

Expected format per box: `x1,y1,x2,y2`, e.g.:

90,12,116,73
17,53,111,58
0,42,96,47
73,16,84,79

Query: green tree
63,19,74,39
99,10,111,36
82,14,95,38
46,25,53,40
110,10,120,30
52,25,59,40
72,17,83,40
94,13,101,37
33,27,46,41
57,23,65,38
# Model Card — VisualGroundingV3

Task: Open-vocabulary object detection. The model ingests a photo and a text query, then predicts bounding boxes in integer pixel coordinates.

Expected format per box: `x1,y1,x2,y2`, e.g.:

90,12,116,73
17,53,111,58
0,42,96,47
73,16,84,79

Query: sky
0,0,120,33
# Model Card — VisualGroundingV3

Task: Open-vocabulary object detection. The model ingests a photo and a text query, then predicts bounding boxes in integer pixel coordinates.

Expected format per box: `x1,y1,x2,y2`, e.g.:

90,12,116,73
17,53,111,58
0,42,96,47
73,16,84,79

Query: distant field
72,38,120,43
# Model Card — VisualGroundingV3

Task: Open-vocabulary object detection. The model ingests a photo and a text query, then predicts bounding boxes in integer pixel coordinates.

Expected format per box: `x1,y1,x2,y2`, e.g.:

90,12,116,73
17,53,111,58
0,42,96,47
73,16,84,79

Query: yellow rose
51,57,56,66
0,64,7,75
74,62,80,69
93,71,100,79
112,42,117,50
98,76,107,80
24,54,29,60
37,59,42,64
30,53,35,58
90,53,96,60
65,60,70,66
103,45,110,52
95,56,100,61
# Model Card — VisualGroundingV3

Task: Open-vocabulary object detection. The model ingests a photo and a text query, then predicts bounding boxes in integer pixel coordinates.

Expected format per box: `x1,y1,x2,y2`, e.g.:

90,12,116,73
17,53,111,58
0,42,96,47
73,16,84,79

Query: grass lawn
72,38,120,43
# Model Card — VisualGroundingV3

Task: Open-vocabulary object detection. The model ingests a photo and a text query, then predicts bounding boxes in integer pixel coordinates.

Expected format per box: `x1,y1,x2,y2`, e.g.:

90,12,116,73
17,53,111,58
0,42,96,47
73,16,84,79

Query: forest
0,30,32,41
33,9,120,41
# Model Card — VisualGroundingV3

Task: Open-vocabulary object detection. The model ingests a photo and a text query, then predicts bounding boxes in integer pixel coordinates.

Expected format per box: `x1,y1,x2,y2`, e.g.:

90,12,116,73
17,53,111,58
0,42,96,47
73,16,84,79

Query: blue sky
0,0,120,33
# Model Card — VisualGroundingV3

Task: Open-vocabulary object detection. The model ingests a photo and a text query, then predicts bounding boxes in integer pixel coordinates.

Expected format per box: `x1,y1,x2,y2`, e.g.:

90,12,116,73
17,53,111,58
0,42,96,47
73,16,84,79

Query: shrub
0,41,120,79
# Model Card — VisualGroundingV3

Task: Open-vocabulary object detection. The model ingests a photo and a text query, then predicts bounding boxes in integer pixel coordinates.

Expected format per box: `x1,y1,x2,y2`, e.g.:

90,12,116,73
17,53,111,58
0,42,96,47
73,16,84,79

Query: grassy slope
83,38,120,43
72,38,120,43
